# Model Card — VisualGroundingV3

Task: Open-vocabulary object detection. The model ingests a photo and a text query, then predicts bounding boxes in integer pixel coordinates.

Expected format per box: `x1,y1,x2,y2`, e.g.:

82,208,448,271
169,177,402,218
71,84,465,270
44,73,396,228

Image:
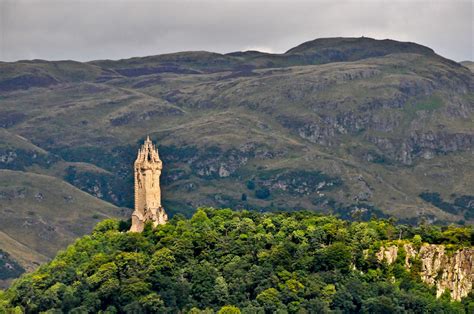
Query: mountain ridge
0,37,452,89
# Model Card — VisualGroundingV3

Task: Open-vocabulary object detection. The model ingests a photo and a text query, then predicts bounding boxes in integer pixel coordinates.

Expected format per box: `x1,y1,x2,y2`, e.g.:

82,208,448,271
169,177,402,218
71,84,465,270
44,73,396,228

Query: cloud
0,0,472,62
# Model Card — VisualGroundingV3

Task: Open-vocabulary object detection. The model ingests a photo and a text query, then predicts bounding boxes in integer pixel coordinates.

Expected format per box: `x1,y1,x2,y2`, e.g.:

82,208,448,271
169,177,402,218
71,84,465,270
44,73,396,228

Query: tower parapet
130,136,168,232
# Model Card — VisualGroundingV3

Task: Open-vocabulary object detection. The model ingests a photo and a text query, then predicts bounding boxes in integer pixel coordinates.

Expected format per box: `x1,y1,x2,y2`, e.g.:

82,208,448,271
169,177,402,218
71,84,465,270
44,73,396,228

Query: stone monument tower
130,136,168,232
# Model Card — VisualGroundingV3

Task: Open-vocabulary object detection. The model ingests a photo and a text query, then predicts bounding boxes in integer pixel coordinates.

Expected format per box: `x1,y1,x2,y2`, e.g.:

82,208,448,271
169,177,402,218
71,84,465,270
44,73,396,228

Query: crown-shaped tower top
135,136,162,166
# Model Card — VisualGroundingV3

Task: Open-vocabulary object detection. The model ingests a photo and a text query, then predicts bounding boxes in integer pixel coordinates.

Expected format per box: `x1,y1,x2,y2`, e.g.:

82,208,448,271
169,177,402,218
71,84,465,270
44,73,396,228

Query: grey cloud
0,0,472,62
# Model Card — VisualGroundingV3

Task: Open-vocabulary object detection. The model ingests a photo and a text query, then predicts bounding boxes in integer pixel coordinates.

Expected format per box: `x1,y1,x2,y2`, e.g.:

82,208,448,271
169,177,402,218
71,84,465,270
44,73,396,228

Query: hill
461,61,474,72
0,37,473,283
0,170,128,288
0,209,472,313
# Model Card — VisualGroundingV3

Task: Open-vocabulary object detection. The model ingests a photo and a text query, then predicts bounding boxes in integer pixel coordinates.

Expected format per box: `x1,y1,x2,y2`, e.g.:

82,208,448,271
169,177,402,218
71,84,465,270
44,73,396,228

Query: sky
0,0,472,62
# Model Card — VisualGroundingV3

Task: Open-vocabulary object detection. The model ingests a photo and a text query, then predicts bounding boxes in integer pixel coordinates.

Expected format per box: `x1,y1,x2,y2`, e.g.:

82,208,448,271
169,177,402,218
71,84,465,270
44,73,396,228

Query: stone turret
130,136,168,232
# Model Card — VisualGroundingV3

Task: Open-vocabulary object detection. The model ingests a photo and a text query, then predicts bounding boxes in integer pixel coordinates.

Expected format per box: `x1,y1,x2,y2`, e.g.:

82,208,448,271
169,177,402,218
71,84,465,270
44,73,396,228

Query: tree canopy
1,208,473,313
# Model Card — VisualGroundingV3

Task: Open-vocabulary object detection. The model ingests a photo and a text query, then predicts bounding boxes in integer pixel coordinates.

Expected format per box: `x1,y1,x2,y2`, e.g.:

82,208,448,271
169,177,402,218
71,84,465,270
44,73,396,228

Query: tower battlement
130,136,168,232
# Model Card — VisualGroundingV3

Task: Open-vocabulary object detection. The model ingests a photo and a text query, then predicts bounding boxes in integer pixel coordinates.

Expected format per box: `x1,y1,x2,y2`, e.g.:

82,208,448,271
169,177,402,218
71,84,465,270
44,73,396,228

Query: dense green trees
1,208,473,313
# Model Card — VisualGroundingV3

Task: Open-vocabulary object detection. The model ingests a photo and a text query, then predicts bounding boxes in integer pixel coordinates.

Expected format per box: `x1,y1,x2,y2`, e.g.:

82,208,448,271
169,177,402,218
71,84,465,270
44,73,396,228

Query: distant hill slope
285,37,435,58
89,37,440,76
0,37,473,283
0,170,127,287
461,61,474,72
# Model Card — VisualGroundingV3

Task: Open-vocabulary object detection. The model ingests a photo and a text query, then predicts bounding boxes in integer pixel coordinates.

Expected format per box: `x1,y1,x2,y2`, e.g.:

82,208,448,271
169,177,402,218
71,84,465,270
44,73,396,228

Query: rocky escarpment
279,111,473,165
377,243,474,301
368,131,474,165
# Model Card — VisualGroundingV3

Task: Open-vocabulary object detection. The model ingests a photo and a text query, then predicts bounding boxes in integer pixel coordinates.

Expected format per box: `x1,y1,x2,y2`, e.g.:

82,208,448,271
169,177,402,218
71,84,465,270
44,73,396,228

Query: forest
1,208,473,313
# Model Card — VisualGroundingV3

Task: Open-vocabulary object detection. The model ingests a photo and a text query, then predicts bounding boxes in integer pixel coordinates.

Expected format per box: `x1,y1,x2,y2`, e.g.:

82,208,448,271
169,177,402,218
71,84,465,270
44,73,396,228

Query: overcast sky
0,0,472,62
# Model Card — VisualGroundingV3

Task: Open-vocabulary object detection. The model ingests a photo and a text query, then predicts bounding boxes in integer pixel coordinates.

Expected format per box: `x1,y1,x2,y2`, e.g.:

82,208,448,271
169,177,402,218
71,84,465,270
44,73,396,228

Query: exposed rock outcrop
190,147,250,179
366,131,473,165
377,243,474,301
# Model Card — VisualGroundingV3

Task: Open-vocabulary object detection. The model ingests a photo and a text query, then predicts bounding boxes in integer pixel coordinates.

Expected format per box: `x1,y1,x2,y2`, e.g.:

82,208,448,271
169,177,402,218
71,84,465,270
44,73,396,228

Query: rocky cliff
377,243,474,301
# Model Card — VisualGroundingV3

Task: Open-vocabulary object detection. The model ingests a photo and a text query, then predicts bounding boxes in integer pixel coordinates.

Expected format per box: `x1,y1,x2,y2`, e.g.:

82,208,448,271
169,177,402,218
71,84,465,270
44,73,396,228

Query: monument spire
130,136,168,232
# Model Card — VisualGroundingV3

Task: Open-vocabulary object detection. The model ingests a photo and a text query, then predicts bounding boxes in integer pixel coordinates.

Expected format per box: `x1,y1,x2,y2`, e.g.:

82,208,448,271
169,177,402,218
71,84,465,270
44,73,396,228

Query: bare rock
378,243,474,301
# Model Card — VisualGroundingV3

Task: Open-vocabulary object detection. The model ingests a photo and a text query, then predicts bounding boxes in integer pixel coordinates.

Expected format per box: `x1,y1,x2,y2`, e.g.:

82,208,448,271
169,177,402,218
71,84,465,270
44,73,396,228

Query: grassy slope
4,54,470,213
0,169,126,282
460,61,474,72
0,44,471,220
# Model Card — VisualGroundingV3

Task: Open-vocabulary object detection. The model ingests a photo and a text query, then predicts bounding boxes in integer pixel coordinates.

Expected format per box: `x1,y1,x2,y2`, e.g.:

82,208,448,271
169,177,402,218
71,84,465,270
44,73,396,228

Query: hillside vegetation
0,37,472,283
0,170,127,288
1,209,473,313
461,61,474,72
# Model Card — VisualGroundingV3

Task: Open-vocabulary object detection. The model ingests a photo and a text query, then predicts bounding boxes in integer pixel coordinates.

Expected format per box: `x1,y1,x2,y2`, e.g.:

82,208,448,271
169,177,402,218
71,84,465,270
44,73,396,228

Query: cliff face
377,244,474,301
